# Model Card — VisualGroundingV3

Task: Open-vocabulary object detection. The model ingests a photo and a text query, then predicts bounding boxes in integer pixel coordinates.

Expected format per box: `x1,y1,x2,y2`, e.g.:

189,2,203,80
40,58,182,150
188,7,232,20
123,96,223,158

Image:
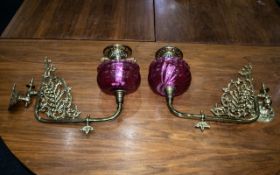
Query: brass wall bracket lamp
148,46,275,131
8,45,275,134
8,44,141,135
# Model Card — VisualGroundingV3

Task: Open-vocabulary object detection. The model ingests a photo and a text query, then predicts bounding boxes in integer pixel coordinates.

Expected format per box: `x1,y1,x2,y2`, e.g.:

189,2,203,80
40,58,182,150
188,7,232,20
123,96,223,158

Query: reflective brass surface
103,44,132,60
155,46,183,59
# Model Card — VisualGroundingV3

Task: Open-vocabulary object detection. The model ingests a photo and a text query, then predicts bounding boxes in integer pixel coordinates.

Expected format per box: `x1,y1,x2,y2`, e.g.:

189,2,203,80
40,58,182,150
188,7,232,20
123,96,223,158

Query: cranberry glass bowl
97,44,141,95
148,46,191,96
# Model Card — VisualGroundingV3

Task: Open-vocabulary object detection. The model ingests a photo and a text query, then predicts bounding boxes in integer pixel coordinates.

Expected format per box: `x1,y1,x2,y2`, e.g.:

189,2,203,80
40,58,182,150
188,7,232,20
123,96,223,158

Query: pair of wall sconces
9,44,274,134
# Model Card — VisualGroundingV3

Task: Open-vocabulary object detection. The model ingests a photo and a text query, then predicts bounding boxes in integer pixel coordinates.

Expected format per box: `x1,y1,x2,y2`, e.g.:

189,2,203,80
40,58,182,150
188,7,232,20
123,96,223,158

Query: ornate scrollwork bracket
165,64,275,131
8,58,125,135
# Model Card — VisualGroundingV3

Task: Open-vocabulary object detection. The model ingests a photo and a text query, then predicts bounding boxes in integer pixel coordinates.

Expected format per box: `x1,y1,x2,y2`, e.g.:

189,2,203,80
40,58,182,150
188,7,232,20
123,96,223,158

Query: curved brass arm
164,85,264,131
165,91,259,124
86,90,124,122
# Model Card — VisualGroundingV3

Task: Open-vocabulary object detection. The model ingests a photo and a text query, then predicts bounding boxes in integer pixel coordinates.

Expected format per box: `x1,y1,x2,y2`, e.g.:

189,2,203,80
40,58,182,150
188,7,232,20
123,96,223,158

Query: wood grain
0,39,280,175
155,0,280,45
1,0,154,41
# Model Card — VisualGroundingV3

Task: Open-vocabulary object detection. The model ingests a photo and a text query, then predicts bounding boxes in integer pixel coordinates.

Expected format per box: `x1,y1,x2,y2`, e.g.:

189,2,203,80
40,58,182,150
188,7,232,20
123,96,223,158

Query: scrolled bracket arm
8,44,140,135
9,59,125,135
164,64,274,132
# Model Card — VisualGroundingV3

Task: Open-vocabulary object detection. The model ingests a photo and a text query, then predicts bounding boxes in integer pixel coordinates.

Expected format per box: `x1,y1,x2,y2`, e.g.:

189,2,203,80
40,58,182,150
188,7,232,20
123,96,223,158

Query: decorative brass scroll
165,64,274,131
9,58,125,135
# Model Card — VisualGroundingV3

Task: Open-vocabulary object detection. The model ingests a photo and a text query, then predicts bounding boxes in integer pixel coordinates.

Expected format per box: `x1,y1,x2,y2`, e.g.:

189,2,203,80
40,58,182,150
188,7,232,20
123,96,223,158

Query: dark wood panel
0,39,280,174
1,0,154,41
155,0,280,45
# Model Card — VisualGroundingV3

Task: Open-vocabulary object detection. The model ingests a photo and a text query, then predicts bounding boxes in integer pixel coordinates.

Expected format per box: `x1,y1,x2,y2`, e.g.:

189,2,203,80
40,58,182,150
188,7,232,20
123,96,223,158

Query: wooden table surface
1,0,155,41
2,0,280,45
155,0,280,44
0,39,280,174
